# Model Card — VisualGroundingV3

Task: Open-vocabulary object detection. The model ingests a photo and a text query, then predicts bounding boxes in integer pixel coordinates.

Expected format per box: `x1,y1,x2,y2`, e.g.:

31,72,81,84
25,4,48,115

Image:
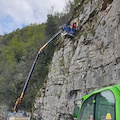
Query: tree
45,14,58,38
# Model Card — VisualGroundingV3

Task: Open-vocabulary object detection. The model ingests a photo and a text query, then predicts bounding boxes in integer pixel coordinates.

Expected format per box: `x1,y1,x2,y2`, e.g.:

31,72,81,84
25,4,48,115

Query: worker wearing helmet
68,21,77,36
72,21,77,31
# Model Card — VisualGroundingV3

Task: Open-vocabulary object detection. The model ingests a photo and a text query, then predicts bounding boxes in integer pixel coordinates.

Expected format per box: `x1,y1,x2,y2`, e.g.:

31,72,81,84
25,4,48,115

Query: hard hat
75,21,77,23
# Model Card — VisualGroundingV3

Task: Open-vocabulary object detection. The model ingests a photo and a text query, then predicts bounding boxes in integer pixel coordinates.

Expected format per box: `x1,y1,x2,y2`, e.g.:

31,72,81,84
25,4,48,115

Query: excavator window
95,90,115,120
78,95,95,120
78,90,115,120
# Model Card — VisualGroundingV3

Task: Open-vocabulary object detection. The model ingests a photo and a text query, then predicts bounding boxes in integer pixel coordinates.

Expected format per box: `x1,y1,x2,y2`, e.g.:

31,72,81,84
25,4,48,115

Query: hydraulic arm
13,30,61,112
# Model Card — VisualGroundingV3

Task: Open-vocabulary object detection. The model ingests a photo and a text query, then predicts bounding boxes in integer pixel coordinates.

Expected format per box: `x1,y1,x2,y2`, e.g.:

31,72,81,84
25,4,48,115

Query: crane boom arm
13,30,61,112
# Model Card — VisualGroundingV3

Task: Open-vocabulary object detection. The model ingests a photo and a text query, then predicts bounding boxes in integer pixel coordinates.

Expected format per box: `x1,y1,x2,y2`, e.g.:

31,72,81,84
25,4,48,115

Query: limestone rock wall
0,103,8,119
33,0,120,119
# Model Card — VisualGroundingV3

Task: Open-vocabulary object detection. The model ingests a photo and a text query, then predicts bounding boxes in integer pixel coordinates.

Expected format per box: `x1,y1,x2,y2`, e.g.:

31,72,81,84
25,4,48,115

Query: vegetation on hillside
0,23,47,111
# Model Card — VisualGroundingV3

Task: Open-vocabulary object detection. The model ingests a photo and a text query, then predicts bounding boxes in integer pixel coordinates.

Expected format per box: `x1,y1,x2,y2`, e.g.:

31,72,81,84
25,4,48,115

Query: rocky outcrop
0,103,8,119
33,0,120,119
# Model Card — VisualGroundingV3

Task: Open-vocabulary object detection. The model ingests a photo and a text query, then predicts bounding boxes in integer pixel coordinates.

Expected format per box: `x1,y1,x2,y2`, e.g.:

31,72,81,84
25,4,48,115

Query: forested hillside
0,23,48,111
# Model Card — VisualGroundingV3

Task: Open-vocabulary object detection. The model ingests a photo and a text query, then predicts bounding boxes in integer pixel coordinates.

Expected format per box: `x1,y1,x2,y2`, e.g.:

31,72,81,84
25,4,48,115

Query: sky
0,0,73,35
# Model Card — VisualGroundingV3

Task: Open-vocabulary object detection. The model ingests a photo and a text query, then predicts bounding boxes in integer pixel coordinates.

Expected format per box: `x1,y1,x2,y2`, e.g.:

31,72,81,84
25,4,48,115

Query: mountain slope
33,0,120,119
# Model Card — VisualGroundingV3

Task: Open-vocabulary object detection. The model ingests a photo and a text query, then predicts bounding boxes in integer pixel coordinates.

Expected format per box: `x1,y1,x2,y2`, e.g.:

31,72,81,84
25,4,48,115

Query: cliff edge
33,0,120,119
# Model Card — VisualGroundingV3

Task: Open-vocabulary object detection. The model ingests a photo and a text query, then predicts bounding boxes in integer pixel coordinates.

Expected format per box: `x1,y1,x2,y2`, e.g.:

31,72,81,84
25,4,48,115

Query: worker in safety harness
72,21,77,31
69,21,77,35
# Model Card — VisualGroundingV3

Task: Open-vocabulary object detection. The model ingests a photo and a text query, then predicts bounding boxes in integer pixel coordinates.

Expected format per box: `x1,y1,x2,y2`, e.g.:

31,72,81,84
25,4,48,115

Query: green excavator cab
77,84,120,120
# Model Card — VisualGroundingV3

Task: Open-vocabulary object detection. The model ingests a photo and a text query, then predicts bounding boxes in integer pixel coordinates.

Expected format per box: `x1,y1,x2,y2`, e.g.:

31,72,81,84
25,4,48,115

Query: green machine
73,84,120,120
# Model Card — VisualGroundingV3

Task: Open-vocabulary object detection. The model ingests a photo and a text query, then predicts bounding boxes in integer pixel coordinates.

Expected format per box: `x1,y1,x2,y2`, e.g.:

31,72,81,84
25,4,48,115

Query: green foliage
0,23,50,111
102,20,106,26
45,14,58,38
91,29,96,36
83,31,88,37
2,40,26,65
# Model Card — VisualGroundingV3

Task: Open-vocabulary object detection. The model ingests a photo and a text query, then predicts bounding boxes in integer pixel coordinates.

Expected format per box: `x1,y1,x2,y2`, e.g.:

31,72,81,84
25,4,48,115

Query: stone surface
33,0,120,119
0,103,8,119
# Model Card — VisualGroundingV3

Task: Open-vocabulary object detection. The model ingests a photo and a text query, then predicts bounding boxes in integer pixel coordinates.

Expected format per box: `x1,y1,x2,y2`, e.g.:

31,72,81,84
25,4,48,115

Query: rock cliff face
33,0,120,119
0,103,8,119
